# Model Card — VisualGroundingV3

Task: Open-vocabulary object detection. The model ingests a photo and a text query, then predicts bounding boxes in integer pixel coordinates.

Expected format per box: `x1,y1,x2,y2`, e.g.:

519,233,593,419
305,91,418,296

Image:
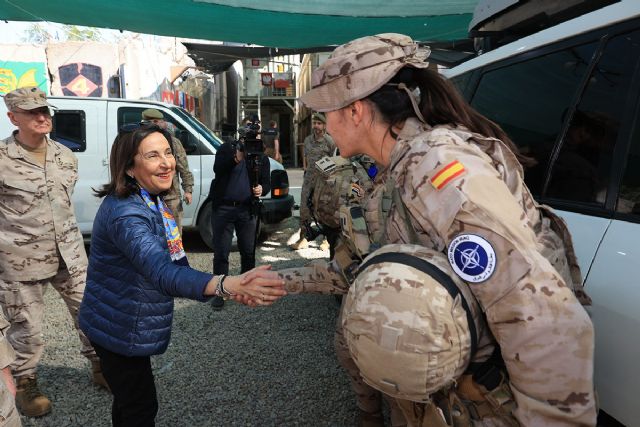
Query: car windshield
170,106,222,149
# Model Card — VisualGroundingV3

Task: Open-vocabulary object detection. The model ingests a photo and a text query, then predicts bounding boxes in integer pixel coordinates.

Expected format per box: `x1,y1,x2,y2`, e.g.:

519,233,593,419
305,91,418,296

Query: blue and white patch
447,234,496,283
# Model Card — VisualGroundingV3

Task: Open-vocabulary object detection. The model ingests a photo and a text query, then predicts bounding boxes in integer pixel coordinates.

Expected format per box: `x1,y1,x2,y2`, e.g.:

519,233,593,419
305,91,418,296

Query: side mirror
177,130,198,155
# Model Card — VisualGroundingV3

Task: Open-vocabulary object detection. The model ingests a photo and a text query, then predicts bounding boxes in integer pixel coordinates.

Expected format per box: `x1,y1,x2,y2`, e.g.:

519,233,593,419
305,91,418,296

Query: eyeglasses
138,150,174,163
12,107,52,117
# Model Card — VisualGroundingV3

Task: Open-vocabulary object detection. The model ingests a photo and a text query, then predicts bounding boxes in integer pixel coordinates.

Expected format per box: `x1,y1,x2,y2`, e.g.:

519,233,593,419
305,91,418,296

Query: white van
444,2,640,425
0,97,294,248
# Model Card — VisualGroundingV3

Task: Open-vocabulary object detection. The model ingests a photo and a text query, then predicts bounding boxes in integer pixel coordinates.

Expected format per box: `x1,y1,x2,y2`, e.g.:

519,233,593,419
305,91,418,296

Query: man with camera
209,118,271,309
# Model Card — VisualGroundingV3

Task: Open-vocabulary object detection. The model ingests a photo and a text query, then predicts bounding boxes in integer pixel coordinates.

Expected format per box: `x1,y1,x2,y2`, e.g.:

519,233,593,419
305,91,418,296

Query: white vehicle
444,1,640,425
0,97,294,248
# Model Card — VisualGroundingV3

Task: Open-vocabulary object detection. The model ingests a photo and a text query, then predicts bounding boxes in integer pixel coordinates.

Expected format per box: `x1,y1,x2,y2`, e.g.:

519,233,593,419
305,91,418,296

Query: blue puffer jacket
79,193,212,357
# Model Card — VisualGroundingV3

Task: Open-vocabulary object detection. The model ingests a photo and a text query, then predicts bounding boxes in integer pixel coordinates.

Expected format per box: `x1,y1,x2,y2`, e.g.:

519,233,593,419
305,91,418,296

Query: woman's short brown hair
94,123,173,198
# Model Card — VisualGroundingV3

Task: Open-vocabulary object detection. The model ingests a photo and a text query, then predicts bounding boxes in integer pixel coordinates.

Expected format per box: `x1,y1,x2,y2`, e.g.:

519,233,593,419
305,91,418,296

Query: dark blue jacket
208,141,271,210
79,193,212,357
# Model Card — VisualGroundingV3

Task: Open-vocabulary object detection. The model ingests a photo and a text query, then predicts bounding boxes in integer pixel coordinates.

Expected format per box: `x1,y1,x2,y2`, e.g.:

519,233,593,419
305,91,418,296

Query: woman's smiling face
128,132,175,195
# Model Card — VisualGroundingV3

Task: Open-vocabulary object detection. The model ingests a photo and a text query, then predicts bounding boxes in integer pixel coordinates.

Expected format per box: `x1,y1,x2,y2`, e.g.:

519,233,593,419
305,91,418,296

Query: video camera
233,115,264,216
235,115,264,157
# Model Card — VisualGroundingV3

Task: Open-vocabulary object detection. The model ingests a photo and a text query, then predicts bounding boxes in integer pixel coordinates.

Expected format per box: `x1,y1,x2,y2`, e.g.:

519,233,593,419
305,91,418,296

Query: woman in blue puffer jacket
78,123,286,427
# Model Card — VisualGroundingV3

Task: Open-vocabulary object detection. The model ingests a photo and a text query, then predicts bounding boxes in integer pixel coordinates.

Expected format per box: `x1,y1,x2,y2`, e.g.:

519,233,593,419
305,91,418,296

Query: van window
450,73,473,99
117,107,199,155
51,110,86,152
547,30,640,205
618,128,640,216
470,42,598,196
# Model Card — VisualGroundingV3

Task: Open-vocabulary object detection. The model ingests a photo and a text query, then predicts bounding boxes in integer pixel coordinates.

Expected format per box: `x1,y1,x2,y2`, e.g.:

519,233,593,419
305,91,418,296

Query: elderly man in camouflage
278,34,597,426
141,108,194,234
0,87,107,418
290,113,335,250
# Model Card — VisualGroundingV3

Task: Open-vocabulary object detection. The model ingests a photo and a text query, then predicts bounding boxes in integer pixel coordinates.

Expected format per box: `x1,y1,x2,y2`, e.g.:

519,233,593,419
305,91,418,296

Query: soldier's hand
252,185,262,197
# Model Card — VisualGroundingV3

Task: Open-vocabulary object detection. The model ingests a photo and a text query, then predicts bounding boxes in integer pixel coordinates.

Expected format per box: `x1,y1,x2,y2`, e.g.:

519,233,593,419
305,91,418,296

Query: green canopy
0,1,477,47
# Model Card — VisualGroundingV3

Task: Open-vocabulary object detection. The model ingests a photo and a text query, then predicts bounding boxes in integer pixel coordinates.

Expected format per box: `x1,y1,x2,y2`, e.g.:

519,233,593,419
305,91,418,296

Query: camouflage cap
299,33,430,112
342,244,478,402
311,112,326,124
3,86,55,111
142,108,164,120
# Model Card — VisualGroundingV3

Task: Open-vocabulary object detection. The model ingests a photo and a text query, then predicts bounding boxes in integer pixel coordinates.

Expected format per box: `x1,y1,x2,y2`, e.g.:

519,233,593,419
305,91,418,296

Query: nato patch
447,234,496,283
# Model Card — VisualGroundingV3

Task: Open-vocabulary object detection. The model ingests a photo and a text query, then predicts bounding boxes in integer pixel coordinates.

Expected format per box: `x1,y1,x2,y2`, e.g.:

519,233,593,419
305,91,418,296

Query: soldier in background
262,120,282,163
141,108,194,234
0,87,107,418
290,113,335,251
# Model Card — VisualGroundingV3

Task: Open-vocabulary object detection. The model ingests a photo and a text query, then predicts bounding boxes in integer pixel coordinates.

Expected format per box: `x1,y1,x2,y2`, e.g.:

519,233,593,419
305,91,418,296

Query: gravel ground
22,216,359,427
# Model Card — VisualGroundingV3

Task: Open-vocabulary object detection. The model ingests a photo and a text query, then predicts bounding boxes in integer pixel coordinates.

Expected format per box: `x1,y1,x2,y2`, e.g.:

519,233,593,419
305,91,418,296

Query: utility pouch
455,374,518,426
339,205,372,259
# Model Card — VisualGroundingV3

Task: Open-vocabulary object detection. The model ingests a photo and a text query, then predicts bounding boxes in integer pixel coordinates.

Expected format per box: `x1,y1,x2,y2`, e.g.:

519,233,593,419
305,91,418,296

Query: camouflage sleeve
0,312,15,369
279,259,349,295
303,135,312,159
400,144,596,426
172,137,194,193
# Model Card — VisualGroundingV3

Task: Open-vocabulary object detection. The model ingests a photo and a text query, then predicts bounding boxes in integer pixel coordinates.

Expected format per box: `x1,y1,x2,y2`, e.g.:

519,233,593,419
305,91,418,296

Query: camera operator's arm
213,141,239,175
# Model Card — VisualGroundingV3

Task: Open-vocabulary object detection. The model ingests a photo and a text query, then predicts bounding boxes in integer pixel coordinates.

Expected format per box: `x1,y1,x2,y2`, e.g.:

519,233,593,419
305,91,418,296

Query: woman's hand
225,265,286,306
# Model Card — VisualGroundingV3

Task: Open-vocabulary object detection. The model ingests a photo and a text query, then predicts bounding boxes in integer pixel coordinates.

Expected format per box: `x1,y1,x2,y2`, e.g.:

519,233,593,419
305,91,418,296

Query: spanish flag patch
430,160,466,190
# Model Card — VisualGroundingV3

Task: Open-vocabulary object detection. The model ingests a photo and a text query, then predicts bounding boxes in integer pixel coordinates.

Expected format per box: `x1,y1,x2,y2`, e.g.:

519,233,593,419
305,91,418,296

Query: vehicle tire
198,201,215,250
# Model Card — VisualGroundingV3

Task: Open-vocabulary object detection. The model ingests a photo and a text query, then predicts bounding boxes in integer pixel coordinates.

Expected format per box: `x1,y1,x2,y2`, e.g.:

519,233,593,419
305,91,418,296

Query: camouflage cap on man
4,86,55,111
311,112,326,124
299,33,430,112
142,108,164,120
342,244,479,402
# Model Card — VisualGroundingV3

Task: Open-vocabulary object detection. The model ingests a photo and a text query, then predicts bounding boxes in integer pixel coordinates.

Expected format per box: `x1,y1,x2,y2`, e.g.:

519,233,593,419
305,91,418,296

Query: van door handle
102,158,108,166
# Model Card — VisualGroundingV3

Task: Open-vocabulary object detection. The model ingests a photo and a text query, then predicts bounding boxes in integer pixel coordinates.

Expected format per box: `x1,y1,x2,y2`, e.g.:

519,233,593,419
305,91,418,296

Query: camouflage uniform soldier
290,113,335,250
0,87,107,417
142,108,194,234
286,34,597,425
0,312,20,426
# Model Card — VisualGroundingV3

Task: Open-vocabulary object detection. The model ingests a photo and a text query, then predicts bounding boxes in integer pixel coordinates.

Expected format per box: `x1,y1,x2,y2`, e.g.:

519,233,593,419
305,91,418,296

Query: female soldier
283,34,596,426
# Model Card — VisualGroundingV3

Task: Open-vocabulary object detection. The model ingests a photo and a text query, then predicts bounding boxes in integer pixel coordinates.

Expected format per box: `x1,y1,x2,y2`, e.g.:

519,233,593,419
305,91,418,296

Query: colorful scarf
139,188,188,266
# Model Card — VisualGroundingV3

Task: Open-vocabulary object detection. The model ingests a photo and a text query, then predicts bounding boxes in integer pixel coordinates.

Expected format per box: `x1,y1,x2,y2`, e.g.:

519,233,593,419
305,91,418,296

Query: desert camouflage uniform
0,313,20,426
164,136,194,234
0,133,97,378
299,133,335,229
280,118,596,426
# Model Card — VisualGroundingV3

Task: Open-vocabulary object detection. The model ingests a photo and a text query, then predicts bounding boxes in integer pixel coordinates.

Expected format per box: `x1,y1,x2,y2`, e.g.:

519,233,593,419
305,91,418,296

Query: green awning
0,1,477,48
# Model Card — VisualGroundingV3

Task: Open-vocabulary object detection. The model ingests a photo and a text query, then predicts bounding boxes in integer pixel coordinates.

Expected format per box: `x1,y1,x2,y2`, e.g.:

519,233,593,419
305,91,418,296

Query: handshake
206,265,286,307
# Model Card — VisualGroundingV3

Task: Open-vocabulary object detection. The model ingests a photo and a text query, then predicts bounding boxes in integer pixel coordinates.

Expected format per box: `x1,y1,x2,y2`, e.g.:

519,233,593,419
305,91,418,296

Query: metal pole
257,74,261,122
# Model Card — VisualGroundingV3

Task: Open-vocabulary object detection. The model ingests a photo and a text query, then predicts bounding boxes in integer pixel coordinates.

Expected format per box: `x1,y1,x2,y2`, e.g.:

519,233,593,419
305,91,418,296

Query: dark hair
94,123,173,198
366,68,535,168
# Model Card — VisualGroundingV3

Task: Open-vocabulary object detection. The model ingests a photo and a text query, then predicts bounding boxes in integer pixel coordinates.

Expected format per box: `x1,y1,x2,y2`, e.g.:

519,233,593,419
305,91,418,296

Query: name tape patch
430,160,466,190
447,234,496,283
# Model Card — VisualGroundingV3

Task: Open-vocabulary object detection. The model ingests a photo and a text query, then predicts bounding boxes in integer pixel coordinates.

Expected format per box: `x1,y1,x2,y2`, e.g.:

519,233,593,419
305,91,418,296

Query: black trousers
92,341,158,427
212,204,257,275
